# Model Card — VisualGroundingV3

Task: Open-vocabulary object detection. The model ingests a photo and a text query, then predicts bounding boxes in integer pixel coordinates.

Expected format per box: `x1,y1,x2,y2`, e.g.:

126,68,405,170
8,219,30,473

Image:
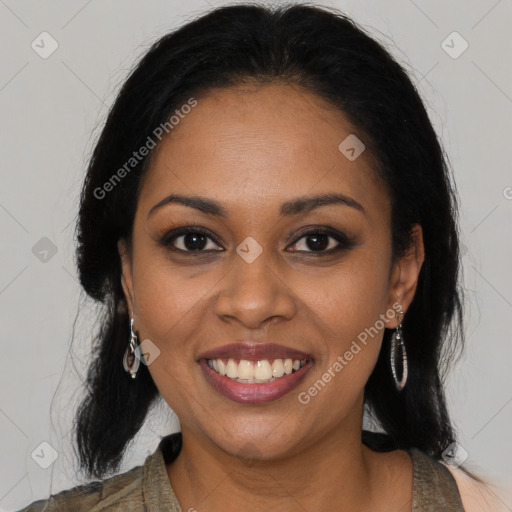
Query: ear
117,238,135,316
386,224,425,328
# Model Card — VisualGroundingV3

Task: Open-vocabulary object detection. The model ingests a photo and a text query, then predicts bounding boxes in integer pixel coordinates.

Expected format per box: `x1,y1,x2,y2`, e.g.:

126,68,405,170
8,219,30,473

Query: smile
197,343,314,404
206,357,308,383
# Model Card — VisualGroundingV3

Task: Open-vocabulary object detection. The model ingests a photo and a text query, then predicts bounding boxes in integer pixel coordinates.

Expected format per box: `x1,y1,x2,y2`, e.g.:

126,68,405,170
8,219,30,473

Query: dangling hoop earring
123,316,140,379
390,310,408,391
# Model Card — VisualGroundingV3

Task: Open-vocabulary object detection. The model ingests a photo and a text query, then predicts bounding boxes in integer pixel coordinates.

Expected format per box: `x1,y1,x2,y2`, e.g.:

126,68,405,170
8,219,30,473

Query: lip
199,359,314,404
197,342,311,361
197,342,314,404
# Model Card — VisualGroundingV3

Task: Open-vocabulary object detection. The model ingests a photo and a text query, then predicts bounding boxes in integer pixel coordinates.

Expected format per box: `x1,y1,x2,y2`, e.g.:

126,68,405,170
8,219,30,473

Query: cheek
299,248,392,400
131,243,218,343
130,255,211,414
302,249,392,343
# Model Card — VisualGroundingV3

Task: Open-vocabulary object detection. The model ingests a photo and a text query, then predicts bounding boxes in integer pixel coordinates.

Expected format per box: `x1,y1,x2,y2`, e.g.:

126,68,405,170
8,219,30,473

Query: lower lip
199,359,314,404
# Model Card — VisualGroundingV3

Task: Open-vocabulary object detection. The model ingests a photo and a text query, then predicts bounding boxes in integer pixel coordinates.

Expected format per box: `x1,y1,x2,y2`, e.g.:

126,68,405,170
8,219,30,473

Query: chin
206,420,306,462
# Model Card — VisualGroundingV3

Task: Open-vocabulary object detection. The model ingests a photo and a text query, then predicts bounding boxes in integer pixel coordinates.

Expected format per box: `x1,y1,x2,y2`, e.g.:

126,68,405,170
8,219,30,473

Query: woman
17,3,504,511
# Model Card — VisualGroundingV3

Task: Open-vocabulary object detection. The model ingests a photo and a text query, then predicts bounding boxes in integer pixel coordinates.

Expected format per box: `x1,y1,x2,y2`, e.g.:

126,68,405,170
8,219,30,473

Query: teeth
254,360,272,380
226,359,238,379
272,359,284,378
238,360,254,380
207,357,307,382
217,359,226,376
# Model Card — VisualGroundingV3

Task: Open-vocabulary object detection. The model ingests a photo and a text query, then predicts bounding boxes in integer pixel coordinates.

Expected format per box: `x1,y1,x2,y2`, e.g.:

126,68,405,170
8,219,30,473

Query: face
118,83,423,460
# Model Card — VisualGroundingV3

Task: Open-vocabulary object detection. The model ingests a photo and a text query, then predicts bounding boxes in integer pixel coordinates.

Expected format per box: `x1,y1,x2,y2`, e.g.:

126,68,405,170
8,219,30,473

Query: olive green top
16,434,465,511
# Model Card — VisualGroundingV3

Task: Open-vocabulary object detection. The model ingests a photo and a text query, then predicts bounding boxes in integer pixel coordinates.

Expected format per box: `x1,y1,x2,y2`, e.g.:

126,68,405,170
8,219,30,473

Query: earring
123,317,140,379
390,310,408,391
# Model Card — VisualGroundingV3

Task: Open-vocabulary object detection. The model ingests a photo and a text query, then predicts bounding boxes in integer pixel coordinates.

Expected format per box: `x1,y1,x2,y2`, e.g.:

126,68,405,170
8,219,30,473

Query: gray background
1,0,511,510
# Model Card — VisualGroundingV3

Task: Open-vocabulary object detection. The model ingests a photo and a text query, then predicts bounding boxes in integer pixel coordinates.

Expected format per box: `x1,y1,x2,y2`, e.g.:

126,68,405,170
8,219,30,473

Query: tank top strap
409,447,465,511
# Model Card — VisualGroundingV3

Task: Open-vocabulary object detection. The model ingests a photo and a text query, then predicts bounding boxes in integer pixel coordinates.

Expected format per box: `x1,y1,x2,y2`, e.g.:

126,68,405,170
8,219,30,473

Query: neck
166,406,387,511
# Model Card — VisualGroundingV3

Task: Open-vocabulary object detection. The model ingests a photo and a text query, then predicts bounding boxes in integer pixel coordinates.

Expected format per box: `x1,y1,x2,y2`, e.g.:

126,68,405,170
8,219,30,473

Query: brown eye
287,228,356,254
159,227,223,253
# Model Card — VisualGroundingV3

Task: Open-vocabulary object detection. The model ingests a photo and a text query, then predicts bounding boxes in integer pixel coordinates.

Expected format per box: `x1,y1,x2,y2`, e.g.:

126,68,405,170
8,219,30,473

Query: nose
213,247,297,330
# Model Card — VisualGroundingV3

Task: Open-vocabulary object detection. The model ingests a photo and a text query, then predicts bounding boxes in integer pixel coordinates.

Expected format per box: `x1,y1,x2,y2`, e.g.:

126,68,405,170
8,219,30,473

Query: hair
73,2,469,480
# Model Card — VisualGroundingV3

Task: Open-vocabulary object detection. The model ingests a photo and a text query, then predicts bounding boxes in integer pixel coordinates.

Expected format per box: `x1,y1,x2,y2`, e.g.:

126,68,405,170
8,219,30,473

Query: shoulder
442,463,509,512
407,447,465,510
15,463,144,512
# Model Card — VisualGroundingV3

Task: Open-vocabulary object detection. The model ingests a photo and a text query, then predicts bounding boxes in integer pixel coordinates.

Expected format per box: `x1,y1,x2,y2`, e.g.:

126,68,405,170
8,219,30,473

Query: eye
159,227,223,253
287,227,355,254
158,225,356,255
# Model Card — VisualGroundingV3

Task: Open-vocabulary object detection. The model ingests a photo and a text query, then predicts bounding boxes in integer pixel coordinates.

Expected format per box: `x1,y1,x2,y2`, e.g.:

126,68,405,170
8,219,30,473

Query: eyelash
158,225,356,256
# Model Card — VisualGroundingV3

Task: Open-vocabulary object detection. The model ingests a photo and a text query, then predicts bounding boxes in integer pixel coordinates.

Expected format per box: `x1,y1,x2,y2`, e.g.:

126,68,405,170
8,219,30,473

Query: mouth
197,343,314,404
206,357,308,382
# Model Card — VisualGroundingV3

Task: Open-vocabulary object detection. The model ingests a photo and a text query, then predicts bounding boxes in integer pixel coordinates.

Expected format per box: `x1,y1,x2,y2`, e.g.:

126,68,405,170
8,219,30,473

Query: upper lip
197,342,312,361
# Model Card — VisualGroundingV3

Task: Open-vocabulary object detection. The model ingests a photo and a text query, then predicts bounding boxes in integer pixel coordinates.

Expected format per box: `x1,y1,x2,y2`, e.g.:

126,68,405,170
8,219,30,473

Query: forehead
137,84,389,221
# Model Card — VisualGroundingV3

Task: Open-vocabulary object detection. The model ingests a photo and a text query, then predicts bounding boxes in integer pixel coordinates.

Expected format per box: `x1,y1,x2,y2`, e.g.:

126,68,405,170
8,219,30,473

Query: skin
443,466,510,512
118,83,425,511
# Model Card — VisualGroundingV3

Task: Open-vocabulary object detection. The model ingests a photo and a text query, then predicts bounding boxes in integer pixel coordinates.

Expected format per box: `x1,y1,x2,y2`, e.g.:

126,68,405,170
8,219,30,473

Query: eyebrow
147,192,365,219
